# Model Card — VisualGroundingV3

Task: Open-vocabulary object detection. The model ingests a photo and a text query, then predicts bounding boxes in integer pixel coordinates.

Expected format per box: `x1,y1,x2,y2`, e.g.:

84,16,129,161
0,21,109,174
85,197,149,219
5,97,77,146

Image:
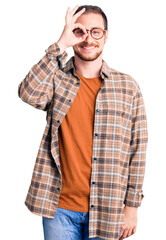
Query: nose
84,30,93,42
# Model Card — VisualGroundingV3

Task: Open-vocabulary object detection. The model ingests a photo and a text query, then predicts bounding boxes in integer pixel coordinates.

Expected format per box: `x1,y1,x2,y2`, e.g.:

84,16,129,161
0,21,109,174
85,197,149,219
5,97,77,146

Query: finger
70,5,79,16
132,226,136,234
118,228,123,239
119,228,128,240
127,227,133,237
73,7,86,22
65,7,71,22
73,23,87,34
66,6,70,13
121,228,129,239
118,229,124,240
76,35,88,44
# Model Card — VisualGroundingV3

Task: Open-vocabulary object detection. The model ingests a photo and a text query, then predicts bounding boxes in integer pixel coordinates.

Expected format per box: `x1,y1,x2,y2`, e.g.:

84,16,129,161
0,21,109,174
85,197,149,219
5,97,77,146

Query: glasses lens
92,28,103,39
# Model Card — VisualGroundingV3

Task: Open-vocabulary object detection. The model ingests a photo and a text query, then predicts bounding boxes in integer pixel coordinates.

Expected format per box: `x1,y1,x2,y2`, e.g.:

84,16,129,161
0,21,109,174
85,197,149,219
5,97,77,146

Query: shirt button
130,140,134,145
91,204,94,208
94,157,97,161
95,133,98,136
96,109,100,112
76,82,80,85
68,99,71,102
57,54,62,59
92,181,96,184
57,187,60,191
57,120,60,123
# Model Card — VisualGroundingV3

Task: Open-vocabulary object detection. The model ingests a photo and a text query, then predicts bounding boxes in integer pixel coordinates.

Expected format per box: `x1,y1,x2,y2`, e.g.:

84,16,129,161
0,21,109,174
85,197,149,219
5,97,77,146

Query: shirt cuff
45,42,68,60
124,189,144,207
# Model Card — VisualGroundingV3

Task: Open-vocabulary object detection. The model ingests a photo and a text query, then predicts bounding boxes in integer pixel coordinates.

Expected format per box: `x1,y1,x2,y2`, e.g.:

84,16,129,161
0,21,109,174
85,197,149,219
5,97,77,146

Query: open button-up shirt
18,42,148,240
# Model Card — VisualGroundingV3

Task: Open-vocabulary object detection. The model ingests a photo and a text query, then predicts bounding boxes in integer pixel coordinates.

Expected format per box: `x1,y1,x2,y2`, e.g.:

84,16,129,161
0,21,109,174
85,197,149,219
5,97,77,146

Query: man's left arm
119,83,148,239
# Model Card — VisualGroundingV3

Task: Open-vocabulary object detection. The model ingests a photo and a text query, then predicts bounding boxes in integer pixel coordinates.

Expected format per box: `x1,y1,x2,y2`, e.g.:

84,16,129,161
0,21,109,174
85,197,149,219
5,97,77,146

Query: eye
74,29,84,35
92,29,101,35
77,30,83,34
93,30,100,34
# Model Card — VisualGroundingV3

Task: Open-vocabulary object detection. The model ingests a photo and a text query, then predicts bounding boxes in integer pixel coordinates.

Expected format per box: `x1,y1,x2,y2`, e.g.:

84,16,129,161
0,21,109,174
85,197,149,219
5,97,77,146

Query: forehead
75,13,105,29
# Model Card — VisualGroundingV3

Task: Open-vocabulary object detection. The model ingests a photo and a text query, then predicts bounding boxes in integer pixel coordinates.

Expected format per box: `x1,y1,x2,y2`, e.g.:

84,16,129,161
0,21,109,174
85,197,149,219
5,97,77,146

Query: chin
74,50,102,62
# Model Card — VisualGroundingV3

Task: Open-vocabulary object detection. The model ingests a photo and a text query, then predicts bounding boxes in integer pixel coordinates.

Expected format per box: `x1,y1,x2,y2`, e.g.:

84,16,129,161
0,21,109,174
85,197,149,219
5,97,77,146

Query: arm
124,85,148,207
119,84,148,239
18,5,88,111
118,206,138,239
18,44,67,111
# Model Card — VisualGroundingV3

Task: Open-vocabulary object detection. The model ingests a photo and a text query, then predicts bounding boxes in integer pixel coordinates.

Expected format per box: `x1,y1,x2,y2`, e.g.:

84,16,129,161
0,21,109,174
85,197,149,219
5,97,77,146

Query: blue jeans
43,207,121,240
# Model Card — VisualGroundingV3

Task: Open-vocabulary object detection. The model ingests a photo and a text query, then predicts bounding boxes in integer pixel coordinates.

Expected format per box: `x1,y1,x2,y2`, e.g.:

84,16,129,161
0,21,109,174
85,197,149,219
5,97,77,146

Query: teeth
83,47,95,49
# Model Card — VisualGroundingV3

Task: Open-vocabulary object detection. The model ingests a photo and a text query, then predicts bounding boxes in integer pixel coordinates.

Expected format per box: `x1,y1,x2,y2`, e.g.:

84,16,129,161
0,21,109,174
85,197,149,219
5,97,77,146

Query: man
18,5,148,240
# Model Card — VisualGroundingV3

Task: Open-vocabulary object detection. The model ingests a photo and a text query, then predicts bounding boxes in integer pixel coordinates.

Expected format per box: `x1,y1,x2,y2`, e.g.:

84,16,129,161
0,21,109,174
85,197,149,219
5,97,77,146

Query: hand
57,5,88,53
118,206,138,239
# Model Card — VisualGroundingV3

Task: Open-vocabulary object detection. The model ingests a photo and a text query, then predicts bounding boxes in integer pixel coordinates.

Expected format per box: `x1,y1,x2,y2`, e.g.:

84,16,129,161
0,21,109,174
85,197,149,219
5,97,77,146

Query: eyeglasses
73,27,106,40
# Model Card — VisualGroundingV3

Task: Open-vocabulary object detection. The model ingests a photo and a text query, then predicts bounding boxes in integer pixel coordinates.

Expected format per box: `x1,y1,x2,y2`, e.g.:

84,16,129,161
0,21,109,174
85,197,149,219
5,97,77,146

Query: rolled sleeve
17,42,68,111
124,81,148,207
124,189,144,207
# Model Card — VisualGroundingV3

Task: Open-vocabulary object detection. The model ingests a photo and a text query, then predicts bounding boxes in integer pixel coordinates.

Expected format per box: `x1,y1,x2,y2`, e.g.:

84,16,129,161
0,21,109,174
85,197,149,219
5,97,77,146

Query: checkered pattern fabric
18,42,148,240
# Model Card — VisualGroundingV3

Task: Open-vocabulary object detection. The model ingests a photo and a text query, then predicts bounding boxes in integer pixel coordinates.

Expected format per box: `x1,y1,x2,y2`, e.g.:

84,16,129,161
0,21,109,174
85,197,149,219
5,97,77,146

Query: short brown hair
74,5,108,30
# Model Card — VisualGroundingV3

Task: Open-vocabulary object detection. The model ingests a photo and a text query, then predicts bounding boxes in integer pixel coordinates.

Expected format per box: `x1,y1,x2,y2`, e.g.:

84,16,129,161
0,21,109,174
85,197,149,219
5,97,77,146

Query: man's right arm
18,5,87,111
18,42,67,111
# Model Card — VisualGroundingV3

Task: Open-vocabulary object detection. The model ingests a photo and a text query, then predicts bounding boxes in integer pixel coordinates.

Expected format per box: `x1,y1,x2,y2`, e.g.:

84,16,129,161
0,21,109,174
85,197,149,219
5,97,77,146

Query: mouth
81,46,97,51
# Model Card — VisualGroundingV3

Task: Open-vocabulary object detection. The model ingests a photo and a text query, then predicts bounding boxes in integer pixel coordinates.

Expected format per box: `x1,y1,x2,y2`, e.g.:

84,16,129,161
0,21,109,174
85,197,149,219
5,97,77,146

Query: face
73,13,108,62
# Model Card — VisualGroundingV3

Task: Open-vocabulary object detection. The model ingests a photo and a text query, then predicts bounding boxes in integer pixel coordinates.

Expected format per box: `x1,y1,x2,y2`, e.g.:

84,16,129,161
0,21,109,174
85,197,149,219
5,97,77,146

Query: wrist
57,40,67,54
124,205,138,211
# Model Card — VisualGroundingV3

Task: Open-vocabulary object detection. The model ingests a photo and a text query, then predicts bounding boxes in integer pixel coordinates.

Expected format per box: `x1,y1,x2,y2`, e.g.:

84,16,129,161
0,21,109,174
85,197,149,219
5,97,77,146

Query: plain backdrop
0,0,166,239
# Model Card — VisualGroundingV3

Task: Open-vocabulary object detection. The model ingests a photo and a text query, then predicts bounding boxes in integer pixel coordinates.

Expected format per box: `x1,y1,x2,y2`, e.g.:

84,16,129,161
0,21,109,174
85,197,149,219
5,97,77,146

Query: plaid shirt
18,42,148,240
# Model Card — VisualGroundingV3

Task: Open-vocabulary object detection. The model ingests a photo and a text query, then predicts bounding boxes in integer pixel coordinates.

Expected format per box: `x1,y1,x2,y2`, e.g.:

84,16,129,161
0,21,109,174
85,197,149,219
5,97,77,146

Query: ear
104,30,108,43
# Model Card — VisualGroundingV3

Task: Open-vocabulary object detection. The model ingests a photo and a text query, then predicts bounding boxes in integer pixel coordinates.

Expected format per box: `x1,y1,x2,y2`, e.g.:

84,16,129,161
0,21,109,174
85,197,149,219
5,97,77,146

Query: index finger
72,7,86,22
70,5,80,16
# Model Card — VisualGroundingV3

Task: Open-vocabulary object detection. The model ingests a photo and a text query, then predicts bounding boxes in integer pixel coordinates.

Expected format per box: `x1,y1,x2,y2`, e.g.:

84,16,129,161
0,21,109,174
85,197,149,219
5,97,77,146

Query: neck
74,54,103,78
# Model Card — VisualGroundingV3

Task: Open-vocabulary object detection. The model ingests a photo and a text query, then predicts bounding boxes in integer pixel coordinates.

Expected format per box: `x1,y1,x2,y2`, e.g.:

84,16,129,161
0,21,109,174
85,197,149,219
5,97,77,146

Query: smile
81,46,97,50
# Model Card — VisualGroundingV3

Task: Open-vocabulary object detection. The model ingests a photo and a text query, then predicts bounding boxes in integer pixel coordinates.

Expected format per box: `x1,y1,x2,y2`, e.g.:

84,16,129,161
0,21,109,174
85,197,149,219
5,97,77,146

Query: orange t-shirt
57,71,102,212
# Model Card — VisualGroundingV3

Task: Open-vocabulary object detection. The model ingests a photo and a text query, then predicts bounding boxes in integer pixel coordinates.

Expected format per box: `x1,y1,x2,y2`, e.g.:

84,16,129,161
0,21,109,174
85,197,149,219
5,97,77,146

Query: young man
18,5,148,240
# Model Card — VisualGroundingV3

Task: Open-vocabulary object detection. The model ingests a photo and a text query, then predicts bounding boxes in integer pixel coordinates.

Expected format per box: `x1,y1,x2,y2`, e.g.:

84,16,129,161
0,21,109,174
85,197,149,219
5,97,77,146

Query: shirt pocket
105,109,131,142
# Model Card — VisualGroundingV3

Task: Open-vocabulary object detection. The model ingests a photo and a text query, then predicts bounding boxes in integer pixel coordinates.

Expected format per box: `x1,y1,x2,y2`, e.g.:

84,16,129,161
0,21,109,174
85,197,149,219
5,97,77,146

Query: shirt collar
62,56,112,79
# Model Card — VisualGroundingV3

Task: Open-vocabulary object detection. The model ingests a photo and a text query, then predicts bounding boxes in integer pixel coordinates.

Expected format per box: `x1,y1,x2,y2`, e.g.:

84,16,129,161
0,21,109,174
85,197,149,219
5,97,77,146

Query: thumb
79,32,88,42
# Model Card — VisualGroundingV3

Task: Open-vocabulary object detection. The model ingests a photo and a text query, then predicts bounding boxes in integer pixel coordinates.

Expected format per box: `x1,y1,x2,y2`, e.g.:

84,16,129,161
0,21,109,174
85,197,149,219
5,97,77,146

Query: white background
0,0,166,239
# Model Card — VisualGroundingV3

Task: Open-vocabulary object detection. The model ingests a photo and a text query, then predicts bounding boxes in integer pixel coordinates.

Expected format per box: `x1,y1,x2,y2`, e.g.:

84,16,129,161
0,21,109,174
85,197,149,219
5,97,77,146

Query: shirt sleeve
17,42,68,111
124,83,148,207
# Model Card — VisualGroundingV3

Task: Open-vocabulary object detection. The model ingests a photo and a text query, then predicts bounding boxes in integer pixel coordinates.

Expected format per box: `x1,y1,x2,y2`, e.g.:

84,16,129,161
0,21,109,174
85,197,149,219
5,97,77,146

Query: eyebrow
90,27,102,29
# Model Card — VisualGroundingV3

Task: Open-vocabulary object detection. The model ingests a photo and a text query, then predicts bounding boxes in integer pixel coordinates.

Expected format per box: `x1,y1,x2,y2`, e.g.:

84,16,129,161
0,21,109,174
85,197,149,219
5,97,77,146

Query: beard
73,43,102,62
